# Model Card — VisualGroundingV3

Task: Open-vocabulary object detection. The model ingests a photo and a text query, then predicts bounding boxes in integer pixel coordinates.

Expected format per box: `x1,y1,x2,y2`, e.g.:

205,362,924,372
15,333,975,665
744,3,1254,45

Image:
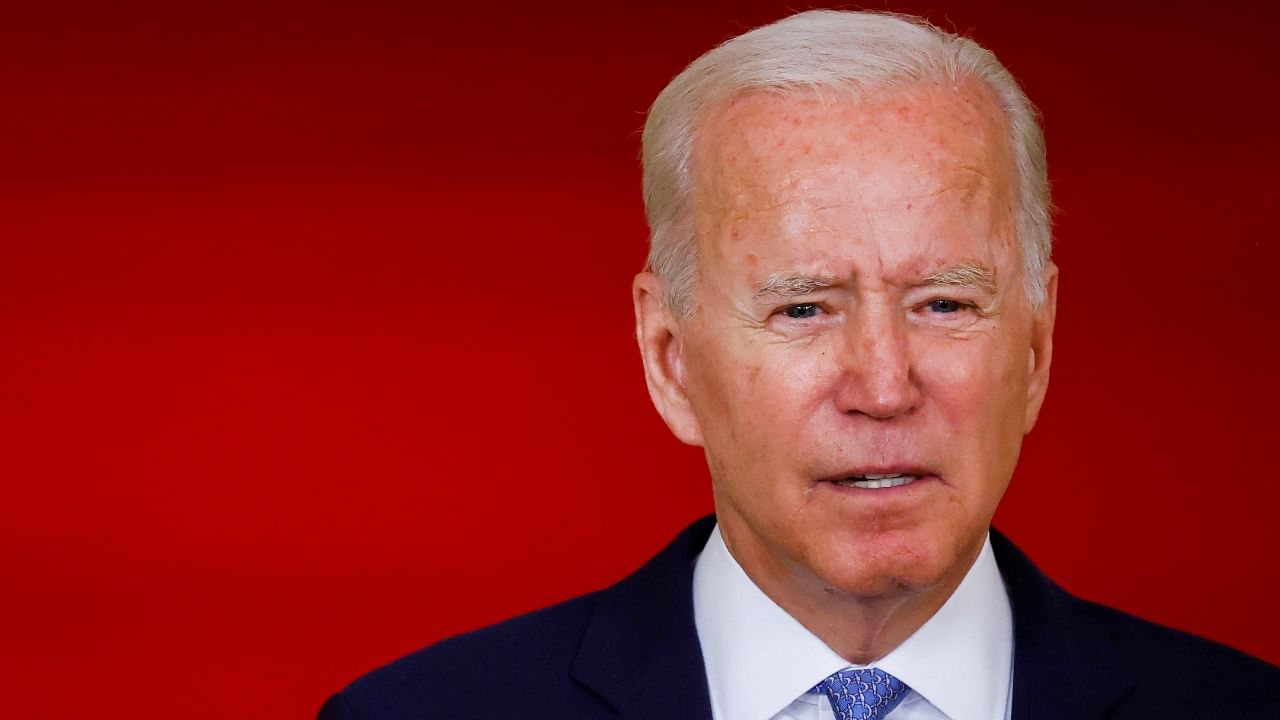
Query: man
320,10,1280,719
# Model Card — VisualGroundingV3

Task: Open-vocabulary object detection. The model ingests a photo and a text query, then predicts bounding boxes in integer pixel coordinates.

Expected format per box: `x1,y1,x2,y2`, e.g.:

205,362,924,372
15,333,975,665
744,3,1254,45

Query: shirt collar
692,524,1012,720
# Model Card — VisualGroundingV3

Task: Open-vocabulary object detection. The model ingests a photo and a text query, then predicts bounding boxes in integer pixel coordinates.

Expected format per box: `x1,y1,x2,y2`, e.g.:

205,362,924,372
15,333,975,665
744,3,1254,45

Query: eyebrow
751,273,837,304
750,263,999,304
920,263,998,294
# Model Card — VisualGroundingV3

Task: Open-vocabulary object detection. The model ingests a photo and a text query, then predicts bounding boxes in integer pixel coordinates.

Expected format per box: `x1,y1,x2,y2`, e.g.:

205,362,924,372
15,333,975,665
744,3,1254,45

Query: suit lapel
992,530,1135,720
570,516,716,719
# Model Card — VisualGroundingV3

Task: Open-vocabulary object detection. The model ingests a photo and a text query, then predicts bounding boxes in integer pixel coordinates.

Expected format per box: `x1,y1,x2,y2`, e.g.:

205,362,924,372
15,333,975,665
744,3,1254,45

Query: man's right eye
782,303,821,319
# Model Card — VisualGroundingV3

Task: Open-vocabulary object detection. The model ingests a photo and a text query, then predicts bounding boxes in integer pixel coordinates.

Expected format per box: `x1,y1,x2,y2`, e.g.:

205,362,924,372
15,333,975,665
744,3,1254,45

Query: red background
3,1,1278,717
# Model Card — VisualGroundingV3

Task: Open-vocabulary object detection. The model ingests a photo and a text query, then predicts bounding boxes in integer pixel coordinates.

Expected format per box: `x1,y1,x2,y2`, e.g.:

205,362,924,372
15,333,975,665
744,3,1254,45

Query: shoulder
318,515,718,720
319,591,608,720
991,529,1280,718
1073,596,1280,716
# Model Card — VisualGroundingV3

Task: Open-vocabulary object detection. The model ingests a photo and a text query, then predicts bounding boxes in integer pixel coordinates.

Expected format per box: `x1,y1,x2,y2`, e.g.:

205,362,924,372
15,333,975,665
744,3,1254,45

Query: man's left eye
927,299,965,313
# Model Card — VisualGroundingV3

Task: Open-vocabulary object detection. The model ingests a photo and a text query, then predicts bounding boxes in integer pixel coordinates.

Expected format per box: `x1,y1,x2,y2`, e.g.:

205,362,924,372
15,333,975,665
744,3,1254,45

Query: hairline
641,10,1052,319
672,78,1033,317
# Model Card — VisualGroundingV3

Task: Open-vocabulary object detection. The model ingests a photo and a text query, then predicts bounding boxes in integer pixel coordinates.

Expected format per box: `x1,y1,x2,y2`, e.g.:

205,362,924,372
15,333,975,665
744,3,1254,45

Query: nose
833,305,923,419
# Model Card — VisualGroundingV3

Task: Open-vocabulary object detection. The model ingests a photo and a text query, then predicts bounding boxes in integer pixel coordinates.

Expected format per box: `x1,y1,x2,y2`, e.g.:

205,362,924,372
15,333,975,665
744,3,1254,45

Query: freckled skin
633,81,1057,663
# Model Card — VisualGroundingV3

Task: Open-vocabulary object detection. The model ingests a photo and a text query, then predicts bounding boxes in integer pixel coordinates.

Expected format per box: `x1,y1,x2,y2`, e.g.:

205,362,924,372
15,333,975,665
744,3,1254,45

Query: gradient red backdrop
3,1,1278,717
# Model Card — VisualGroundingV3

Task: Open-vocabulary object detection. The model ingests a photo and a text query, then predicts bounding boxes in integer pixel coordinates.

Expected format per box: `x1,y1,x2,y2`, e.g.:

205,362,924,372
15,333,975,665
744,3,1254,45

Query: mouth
831,473,920,490
819,466,935,490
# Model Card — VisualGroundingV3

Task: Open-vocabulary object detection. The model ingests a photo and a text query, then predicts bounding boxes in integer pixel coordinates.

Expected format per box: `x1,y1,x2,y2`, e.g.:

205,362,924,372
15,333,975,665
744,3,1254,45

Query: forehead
690,80,1014,231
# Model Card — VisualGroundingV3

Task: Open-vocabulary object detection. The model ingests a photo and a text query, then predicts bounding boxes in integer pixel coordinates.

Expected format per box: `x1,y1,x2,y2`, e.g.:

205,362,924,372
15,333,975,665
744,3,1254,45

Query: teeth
836,474,918,489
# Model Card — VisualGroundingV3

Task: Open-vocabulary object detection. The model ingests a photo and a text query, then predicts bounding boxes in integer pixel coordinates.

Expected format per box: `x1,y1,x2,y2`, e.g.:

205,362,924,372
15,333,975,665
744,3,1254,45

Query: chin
807,525,973,599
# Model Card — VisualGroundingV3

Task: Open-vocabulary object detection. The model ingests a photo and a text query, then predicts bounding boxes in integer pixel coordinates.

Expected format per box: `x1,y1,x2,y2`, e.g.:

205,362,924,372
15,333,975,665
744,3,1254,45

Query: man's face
638,82,1056,602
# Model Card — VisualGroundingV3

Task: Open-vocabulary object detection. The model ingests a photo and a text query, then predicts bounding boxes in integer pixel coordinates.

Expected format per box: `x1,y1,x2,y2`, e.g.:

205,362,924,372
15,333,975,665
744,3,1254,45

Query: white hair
641,10,1052,315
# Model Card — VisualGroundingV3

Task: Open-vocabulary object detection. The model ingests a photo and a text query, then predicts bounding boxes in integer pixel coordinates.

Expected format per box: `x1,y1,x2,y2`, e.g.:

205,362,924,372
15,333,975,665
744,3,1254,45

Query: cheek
683,339,757,448
745,344,837,419
916,334,1029,440
687,337,833,454
914,337,1026,514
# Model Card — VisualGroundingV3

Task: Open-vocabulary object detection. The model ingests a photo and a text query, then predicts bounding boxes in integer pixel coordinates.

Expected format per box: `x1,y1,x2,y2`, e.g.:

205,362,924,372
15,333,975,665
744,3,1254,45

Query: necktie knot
811,667,909,720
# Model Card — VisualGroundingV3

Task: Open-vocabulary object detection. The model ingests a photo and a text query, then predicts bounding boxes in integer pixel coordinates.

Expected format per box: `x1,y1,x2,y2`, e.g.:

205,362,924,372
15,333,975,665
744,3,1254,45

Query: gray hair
641,9,1051,316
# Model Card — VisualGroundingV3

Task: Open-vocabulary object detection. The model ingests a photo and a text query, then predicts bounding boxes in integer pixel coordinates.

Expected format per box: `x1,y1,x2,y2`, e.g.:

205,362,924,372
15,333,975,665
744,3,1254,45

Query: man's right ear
632,272,704,447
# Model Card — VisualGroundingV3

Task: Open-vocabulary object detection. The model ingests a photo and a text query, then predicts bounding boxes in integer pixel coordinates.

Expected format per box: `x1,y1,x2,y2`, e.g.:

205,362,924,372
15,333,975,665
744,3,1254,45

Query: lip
816,474,942,504
812,466,944,503
816,466,937,484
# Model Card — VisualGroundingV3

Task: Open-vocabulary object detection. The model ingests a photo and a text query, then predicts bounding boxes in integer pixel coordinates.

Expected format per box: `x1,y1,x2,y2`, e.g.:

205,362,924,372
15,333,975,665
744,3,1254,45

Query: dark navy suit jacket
319,516,1280,719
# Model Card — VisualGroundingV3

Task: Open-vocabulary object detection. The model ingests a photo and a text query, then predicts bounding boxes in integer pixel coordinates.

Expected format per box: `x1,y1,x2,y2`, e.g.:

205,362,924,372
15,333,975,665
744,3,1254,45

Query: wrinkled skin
633,80,1057,662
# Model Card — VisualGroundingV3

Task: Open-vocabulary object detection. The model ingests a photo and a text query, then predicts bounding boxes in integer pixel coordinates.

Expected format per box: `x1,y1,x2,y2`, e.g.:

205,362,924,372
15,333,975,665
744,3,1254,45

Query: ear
632,272,704,446
1023,261,1058,433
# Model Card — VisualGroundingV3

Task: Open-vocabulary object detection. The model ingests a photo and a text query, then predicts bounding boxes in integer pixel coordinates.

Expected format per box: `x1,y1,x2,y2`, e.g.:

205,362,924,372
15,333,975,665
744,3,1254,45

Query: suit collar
991,529,1135,719
570,516,716,719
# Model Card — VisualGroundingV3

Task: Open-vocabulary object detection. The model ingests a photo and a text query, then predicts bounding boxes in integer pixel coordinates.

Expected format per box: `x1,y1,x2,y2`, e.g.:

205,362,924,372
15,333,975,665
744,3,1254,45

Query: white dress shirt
692,525,1013,720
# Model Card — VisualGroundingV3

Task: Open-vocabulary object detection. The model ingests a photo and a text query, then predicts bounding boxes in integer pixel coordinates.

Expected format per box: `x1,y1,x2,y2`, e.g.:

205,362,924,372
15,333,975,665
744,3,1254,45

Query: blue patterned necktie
811,667,910,720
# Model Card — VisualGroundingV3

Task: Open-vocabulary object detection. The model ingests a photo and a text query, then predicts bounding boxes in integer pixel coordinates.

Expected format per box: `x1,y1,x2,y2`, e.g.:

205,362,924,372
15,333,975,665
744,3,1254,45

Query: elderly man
320,10,1280,719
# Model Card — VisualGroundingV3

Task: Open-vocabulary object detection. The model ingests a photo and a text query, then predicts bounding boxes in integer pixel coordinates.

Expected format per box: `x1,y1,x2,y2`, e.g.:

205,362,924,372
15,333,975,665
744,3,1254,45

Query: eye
782,303,822,319
926,298,966,314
